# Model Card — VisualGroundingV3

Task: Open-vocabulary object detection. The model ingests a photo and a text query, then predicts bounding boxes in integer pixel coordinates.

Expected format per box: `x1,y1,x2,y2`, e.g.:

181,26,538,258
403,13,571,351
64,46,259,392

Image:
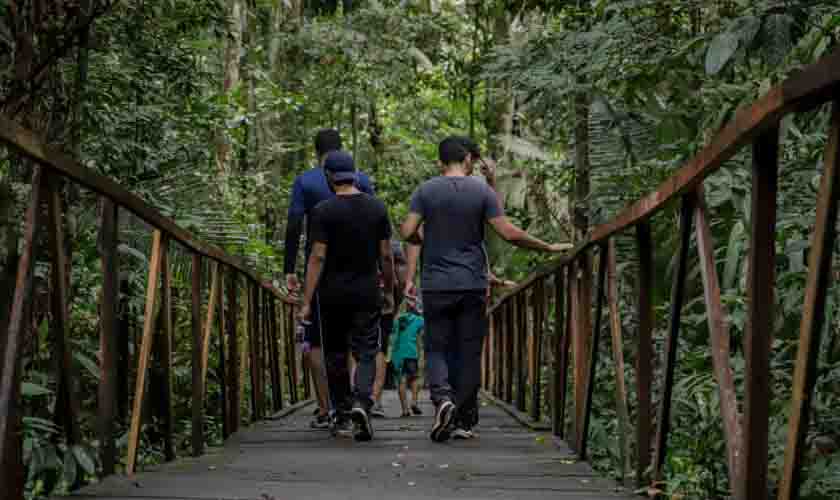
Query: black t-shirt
309,193,392,308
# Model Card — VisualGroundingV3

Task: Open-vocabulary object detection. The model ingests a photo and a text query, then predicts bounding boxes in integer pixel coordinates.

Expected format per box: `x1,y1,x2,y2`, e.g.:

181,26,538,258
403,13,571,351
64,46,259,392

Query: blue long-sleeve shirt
283,166,374,275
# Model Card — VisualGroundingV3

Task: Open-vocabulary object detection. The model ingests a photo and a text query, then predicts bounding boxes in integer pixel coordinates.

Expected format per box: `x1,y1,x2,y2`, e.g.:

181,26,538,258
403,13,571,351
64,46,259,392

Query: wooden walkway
59,392,633,500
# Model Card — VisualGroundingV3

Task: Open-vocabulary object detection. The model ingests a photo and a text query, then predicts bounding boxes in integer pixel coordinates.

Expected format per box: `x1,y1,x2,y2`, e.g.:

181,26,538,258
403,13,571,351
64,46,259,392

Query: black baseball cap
323,151,356,182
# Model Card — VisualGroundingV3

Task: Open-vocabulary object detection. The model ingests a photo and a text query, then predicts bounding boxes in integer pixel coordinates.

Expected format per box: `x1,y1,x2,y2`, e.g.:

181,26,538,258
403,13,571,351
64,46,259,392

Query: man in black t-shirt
299,151,395,442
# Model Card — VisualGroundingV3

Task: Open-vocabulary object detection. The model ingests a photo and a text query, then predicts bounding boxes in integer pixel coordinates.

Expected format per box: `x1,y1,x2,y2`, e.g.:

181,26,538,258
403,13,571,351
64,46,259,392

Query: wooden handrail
489,48,840,315
0,115,295,304
482,47,840,500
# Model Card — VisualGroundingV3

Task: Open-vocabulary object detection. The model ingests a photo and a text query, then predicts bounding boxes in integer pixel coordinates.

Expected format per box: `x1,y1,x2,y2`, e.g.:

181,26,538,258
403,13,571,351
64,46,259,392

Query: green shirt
391,312,423,373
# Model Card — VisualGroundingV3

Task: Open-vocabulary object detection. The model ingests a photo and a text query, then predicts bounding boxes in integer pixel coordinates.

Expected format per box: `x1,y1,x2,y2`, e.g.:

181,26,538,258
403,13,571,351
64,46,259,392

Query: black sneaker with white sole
310,413,330,429
452,427,474,440
351,406,374,442
431,400,455,443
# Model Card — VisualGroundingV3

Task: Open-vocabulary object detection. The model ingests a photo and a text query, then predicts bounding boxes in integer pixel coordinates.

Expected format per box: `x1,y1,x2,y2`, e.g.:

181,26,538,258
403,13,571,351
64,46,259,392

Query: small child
390,300,424,417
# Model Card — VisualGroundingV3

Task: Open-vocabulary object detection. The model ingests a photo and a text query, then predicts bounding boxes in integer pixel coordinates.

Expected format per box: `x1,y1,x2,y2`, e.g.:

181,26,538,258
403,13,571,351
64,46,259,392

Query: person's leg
371,313,393,416
321,307,353,434
403,359,422,415
453,291,488,434
398,377,409,416
305,297,331,428
423,292,457,442
349,308,380,441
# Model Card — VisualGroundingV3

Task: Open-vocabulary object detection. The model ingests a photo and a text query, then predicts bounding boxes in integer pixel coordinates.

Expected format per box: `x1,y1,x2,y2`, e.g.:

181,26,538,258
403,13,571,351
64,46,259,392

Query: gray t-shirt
409,176,503,292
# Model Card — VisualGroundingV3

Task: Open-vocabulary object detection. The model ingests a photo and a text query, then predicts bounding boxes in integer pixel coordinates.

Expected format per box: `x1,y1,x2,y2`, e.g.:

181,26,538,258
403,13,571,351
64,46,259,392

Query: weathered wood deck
59,392,634,500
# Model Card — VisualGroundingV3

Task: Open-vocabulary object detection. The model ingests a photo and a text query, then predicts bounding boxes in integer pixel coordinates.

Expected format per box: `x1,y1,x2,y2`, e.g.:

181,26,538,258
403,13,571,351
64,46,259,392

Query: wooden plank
652,194,695,482
574,253,593,446
191,254,204,457
286,303,299,405
504,300,515,404
201,263,219,385
0,114,297,306
126,230,165,475
98,198,119,476
779,101,840,500
694,187,743,486
552,267,566,437
45,175,80,447
580,246,608,459
227,273,240,433
635,221,654,488
160,242,175,462
739,126,779,500
0,167,43,494
247,284,258,421
607,240,631,484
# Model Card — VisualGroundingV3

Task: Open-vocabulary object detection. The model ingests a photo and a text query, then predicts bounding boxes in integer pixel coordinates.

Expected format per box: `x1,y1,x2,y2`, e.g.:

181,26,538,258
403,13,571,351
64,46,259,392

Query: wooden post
652,194,695,481
531,279,545,421
287,303,299,404
247,284,259,421
191,254,204,456
580,246,608,459
227,271,240,434
268,296,283,412
739,126,779,500
552,267,566,437
779,101,840,500
45,176,80,447
516,293,527,412
0,167,43,496
574,253,593,441
607,241,631,483
201,263,219,385
695,187,742,486
559,263,574,441
218,269,229,440
126,230,166,475
635,222,654,488
97,198,119,475
159,236,175,462
504,300,515,404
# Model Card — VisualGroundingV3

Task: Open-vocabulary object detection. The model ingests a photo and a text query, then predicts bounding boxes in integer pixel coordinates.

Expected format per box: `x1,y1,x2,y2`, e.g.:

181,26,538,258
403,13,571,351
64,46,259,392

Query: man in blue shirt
284,129,374,428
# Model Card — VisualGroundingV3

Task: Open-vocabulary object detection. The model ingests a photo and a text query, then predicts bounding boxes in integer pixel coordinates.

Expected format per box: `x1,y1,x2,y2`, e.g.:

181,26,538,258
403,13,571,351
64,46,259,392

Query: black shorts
379,313,394,353
304,293,322,347
401,358,419,378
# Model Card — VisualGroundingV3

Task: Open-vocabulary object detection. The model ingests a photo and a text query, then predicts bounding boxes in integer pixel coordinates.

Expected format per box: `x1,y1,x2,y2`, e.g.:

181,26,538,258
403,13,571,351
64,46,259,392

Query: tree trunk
216,0,244,175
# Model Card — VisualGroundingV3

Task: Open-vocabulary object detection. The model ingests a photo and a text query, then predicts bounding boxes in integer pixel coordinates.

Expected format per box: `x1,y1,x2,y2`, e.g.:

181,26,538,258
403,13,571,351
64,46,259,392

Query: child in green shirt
391,301,424,417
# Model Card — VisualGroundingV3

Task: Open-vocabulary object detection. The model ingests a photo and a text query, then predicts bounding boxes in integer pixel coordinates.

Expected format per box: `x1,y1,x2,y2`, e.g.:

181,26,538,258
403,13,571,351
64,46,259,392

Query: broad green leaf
71,445,97,475
705,32,739,76
63,452,77,488
22,382,52,397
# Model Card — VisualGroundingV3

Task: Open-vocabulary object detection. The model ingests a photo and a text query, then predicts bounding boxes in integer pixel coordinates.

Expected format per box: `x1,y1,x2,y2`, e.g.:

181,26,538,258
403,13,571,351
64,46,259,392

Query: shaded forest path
58,392,632,500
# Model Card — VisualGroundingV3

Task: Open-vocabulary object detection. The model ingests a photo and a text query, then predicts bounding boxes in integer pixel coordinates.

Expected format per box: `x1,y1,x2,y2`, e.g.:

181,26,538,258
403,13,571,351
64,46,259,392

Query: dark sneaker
333,416,353,438
431,400,455,443
370,403,386,418
401,410,411,418
411,404,422,416
351,406,374,442
310,413,330,429
312,407,321,416
452,427,474,440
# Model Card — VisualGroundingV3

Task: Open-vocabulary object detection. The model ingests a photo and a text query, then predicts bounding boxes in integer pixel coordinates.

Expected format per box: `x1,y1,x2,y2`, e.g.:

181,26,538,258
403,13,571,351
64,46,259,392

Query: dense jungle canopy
2,1,840,499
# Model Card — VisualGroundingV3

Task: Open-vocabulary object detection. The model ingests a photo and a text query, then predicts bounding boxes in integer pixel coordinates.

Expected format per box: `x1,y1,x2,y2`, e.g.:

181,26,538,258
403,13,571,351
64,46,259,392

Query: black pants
320,306,381,414
423,290,487,425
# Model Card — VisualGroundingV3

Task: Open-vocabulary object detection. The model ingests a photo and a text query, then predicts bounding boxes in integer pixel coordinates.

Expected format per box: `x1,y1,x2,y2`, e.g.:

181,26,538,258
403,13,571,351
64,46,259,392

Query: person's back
412,176,497,293
311,193,388,308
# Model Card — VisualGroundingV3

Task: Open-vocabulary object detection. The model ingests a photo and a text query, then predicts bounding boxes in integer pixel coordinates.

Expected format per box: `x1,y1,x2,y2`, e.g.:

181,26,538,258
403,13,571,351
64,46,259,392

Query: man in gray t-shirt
401,136,565,443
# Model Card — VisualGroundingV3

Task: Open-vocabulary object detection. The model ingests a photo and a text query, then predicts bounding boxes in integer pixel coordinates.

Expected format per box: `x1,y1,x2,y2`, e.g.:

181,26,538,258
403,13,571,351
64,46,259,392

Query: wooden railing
0,116,309,496
481,48,840,500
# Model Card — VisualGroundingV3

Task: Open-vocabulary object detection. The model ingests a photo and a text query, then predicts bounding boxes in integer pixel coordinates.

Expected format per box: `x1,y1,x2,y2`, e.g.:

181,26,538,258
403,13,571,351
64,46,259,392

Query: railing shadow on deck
480,48,840,500
0,115,310,498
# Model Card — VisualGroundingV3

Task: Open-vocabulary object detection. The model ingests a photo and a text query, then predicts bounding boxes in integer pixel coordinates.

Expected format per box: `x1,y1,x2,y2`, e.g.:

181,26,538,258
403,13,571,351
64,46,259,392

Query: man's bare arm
488,216,566,252
301,242,327,314
379,239,395,313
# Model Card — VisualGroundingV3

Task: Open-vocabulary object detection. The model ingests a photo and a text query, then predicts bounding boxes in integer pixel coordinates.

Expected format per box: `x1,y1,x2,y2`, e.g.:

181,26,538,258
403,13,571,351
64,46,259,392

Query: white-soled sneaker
430,401,455,443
